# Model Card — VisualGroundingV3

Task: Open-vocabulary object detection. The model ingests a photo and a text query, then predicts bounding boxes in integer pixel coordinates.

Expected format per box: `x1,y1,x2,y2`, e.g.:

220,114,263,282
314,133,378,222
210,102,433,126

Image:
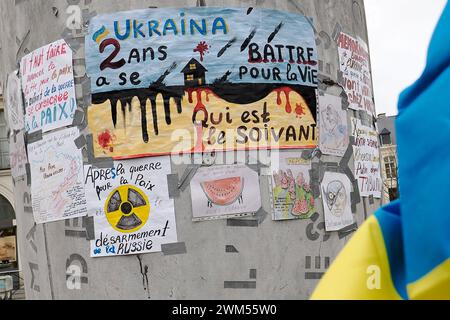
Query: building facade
377,114,399,204
0,89,20,293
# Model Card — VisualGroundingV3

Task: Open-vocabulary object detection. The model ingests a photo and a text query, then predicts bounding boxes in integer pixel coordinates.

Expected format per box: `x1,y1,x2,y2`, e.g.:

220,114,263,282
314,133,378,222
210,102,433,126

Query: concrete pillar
0,0,380,300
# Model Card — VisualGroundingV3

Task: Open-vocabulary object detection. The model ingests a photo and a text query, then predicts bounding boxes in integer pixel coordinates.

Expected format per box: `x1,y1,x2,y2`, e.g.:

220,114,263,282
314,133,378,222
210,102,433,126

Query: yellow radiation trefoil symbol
104,185,150,233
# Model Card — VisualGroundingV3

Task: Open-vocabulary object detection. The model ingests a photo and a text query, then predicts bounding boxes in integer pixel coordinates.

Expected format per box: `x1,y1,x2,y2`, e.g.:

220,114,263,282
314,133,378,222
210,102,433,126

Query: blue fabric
377,0,450,291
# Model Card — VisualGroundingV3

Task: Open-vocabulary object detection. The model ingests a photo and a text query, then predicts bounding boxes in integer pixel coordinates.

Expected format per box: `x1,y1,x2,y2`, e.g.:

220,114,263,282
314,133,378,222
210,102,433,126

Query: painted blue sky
86,7,318,94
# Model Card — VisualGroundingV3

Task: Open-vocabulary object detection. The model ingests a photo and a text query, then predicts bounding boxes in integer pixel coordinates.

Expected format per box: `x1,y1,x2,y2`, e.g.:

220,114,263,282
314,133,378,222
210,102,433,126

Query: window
389,188,398,201
380,132,392,146
189,64,196,70
198,78,203,85
0,195,14,222
384,156,397,179
0,110,10,170
186,74,194,81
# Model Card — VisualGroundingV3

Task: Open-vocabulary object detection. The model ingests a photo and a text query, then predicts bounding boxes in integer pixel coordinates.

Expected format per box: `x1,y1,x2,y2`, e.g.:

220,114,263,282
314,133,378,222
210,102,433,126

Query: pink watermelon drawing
201,177,244,206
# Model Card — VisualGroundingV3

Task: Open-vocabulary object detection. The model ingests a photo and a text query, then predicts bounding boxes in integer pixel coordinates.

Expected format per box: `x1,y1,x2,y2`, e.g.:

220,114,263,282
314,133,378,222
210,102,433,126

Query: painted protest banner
337,32,375,116
190,165,261,221
28,127,87,224
270,152,315,221
318,93,349,157
5,71,25,131
321,172,354,232
351,118,382,198
9,131,28,180
20,39,77,133
85,8,318,158
84,157,177,257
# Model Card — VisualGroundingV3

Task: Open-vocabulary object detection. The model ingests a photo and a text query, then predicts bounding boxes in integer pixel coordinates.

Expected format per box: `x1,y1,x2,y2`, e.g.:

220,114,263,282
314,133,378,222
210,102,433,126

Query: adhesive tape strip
227,219,258,227
167,174,180,199
74,135,87,149
224,281,256,289
26,130,43,144
92,158,114,169
161,242,187,256
83,216,95,241
72,109,85,127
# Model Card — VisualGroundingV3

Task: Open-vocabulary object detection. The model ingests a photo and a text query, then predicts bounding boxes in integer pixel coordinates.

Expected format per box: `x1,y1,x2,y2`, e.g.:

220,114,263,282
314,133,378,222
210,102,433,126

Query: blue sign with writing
86,7,318,93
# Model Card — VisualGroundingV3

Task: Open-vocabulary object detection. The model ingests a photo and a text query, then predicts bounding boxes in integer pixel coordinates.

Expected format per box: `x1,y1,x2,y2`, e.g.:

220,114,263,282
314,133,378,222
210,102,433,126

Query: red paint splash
186,88,217,153
193,41,210,62
274,87,307,118
98,130,114,153
186,88,216,115
295,103,306,118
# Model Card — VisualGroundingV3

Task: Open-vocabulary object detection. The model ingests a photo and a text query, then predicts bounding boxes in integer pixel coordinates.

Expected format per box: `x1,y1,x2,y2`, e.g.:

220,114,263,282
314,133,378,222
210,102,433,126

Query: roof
181,58,208,73
377,115,397,145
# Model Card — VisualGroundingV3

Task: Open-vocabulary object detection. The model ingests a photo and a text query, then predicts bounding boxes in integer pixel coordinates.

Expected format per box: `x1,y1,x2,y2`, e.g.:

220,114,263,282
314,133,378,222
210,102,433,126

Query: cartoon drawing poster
190,165,261,221
321,172,354,232
84,157,177,257
85,8,319,159
5,71,25,132
351,118,382,198
318,93,349,157
28,127,87,224
270,152,315,221
20,39,77,133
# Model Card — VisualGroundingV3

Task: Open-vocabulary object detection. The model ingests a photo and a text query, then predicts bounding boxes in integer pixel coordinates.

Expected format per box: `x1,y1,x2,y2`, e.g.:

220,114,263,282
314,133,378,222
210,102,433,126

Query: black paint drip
92,83,318,145
93,86,184,144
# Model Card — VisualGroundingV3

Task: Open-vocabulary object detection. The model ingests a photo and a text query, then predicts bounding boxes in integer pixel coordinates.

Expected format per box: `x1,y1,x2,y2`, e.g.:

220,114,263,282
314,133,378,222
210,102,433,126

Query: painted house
181,58,207,87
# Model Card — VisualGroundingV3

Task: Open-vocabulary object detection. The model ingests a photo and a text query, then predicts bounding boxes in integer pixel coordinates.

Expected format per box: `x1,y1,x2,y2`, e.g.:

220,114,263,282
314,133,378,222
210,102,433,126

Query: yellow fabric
311,216,402,300
407,259,450,300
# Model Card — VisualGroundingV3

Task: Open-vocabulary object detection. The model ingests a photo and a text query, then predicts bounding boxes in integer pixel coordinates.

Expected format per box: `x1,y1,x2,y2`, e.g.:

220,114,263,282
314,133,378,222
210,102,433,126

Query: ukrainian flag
312,1,450,300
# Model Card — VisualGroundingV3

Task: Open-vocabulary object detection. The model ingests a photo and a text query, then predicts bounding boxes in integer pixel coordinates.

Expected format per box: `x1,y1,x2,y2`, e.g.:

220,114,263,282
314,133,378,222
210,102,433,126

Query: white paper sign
190,165,261,221
9,131,28,179
351,118,382,198
84,157,177,257
338,32,375,116
5,71,25,131
321,172,354,231
20,39,77,133
28,127,87,224
319,94,349,157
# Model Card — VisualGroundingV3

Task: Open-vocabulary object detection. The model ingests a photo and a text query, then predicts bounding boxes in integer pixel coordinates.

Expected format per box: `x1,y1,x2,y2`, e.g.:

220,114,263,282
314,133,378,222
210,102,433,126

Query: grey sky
365,0,447,116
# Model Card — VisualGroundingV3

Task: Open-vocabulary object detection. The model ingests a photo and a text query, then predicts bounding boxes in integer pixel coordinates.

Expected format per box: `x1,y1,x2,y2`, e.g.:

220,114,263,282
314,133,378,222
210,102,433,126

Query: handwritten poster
351,118,382,198
337,32,375,116
5,71,25,131
321,172,354,232
84,157,177,257
270,152,315,220
85,8,318,158
318,93,349,157
9,131,28,180
20,39,77,133
190,165,261,221
28,127,87,224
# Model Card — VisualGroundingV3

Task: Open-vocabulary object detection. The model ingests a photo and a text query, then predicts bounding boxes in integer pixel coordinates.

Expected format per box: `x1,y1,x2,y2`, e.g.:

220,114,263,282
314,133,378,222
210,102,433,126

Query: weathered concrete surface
0,0,379,300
